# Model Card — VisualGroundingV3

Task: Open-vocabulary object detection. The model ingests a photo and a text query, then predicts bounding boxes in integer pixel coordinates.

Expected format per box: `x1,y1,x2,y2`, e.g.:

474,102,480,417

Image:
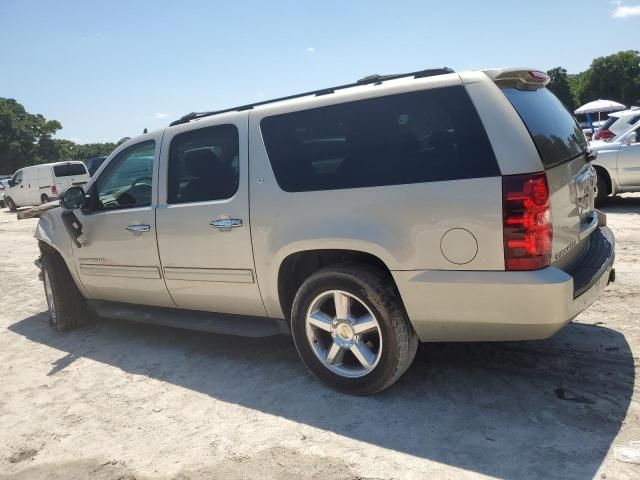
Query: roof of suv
167,66,549,130
168,67,456,127
610,107,640,118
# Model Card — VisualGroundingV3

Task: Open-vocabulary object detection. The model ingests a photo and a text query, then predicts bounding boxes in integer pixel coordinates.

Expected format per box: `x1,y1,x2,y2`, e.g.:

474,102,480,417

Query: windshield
502,87,587,168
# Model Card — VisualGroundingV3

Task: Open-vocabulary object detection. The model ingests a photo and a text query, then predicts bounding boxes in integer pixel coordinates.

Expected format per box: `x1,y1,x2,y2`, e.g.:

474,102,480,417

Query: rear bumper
393,226,615,342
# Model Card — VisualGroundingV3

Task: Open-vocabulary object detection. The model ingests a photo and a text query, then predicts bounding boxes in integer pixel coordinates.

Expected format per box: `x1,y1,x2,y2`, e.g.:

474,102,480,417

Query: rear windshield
53,163,87,177
611,114,640,135
502,88,587,168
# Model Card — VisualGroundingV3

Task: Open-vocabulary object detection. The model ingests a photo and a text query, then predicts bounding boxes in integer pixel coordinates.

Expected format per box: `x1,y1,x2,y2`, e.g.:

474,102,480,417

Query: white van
4,161,89,211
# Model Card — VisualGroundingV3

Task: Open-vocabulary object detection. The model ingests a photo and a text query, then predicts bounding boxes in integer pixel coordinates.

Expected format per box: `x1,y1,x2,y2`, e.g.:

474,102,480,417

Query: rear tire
290,264,418,395
6,197,16,212
42,250,88,331
595,173,608,206
41,194,49,204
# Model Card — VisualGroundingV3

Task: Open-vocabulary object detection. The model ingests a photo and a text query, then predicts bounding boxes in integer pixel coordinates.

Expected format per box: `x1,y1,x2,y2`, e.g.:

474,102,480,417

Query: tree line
0,98,131,174
2,50,639,175
546,50,640,113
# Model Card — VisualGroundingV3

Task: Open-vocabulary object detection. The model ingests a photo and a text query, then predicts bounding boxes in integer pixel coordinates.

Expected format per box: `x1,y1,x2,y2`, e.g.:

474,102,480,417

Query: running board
88,300,289,338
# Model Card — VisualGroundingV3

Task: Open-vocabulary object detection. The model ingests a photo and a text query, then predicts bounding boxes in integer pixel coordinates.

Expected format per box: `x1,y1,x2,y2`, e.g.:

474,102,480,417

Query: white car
0,177,10,208
593,108,640,141
591,122,640,202
4,161,90,211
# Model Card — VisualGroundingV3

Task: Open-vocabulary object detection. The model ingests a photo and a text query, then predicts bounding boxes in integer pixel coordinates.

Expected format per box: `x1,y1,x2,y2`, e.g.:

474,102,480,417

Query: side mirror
60,186,86,210
626,132,637,145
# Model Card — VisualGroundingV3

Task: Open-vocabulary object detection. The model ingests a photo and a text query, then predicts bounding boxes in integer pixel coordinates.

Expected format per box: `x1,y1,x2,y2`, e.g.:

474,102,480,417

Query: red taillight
593,129,615,140
51,185,57,195
503,172,552,271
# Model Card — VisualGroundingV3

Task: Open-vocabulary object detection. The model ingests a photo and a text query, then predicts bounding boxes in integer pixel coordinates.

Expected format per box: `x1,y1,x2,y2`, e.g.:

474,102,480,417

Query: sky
1,0,639,144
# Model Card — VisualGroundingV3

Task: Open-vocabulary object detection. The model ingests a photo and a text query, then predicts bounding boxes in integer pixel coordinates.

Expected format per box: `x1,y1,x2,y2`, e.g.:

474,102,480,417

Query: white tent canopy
574,99,626,115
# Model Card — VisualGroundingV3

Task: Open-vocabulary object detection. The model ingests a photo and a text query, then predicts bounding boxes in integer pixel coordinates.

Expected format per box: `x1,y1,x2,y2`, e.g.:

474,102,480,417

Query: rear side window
54,163,87,177
260,86,499,192
167,124,239,204
502,88,587,168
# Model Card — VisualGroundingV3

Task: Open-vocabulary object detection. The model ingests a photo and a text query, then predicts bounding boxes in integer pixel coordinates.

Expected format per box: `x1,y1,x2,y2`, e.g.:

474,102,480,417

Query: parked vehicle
4,162,90,211
593,108,640,141
0,177,11,208
34,67,615,394
579,120,605,140
590,122,640,203
84,156,107,176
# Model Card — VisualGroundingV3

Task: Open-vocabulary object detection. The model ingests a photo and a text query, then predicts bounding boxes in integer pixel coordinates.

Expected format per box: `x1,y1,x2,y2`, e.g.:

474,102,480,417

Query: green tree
578,50,640,108
73,142,118,160
0,98,63,173
547,67,577,111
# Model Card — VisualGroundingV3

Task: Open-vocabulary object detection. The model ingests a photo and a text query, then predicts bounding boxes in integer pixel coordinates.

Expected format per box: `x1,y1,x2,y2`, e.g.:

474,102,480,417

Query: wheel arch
593,164,614,195
276,248,401,322
35,210,91,299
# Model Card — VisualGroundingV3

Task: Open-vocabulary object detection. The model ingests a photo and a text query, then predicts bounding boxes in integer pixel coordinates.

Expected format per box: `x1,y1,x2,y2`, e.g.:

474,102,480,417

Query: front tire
6,197,16,212
42,251,88,331
41,194,49,204
595,173,609,205
291,265,418,395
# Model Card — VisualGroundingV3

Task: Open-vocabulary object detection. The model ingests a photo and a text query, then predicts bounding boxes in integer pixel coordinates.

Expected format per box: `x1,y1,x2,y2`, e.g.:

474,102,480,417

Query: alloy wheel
305,290,382,378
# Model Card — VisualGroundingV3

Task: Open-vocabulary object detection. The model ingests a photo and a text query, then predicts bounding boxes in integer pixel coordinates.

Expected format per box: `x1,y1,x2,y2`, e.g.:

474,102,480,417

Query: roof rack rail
169,67,454,126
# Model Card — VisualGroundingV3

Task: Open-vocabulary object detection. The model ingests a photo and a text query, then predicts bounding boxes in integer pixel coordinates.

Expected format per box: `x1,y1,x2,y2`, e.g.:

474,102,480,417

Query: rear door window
53,163,88,177
502,87,587,168
260,86,499,192
167,124,239,204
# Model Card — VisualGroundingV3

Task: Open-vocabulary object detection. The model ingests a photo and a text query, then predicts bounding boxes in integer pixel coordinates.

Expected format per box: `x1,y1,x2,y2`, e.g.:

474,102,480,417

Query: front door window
95,141,155,210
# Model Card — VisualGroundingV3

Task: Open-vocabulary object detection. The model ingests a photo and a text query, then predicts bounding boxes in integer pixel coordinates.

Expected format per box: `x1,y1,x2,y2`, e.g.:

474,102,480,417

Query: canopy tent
575,100,626,133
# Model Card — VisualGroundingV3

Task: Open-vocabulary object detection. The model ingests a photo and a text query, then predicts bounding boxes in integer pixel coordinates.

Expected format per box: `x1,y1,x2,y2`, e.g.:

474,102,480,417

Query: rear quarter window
502,87,587,169
260,86,499,192
54,163,88,177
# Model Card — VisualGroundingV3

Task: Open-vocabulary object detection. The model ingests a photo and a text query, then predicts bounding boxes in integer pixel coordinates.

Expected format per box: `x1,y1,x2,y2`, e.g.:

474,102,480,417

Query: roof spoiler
483,68,550,90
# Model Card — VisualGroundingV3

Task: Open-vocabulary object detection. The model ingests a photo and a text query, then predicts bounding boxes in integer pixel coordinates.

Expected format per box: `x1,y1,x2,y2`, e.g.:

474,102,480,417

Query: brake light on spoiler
503,172,552,270
484,68,550,91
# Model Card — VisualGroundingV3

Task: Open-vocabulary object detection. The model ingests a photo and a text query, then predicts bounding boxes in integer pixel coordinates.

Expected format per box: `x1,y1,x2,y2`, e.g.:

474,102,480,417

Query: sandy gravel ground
0,197,639,480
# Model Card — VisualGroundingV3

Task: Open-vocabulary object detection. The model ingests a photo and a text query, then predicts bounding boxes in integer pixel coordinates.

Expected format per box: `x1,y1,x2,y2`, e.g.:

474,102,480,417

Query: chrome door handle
126,224,151,232
209,218,242,229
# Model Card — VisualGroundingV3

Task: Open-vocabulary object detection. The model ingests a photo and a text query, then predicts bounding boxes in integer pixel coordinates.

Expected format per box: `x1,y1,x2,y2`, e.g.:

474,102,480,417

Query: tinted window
168,125,239,204
96,141,155,210
260,86,499,192
85,157,106,176
502,87,587,168
53,163,87,177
